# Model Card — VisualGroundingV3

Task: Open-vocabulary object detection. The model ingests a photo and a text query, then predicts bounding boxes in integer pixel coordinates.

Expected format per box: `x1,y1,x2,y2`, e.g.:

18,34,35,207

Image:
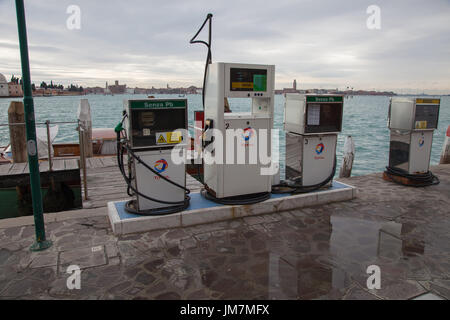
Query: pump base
107,181,356,235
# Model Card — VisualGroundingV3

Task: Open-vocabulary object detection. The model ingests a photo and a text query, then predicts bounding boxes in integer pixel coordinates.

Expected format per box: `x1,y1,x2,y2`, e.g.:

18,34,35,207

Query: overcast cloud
0,0,449,93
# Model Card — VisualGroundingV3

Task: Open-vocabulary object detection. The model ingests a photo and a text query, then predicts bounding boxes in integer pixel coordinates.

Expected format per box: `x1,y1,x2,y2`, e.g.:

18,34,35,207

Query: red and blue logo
154,159,168,173
315,143,325,155
243,127,255,142
418,137,425,147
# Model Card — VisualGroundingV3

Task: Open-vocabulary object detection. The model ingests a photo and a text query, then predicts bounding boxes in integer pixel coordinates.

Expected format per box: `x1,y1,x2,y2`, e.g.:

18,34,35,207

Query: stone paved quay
0,164,449,300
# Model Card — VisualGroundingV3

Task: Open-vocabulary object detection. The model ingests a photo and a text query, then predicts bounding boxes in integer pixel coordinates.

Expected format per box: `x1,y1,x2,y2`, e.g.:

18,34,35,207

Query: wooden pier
0,155,202,217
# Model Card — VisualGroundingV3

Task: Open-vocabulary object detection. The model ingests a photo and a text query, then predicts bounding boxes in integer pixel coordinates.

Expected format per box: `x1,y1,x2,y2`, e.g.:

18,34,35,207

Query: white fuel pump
116,98,190,215
202,63,275,201
273,94,343,193
385,97,440,186
190,14,275,204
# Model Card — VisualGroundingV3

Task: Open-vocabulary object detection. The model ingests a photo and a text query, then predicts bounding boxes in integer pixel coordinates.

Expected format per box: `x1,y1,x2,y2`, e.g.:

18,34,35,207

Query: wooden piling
339,135,355,178
77,99,93,158
8,101,27,163
440,125,450,164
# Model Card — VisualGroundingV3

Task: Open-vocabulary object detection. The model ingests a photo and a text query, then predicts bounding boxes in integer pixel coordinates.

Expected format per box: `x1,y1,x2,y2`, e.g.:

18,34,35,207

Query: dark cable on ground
384,166,440,187
272,156,337,194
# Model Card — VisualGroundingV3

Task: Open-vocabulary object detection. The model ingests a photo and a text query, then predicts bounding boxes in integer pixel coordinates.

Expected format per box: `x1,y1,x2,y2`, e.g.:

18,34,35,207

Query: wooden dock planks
0,159,80,176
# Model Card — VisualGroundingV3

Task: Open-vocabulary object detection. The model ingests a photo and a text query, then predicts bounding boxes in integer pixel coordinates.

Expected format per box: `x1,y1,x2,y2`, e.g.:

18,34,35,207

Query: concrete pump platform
107,181,356,235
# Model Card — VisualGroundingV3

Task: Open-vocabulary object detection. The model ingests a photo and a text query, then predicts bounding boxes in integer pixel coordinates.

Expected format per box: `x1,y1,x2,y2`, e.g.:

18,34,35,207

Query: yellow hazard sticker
157,134,167,144
415,121,427,129
156,131,182,144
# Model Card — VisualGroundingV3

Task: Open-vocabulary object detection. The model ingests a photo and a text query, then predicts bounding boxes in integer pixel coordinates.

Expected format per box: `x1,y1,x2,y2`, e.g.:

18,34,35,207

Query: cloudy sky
0,0,449,93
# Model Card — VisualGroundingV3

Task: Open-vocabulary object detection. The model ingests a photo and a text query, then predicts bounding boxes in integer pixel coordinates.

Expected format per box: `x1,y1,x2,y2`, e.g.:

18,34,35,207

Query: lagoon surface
1,94,449,177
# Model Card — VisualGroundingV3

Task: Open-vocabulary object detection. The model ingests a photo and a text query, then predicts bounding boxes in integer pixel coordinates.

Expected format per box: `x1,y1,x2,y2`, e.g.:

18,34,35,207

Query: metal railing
1,120,89,200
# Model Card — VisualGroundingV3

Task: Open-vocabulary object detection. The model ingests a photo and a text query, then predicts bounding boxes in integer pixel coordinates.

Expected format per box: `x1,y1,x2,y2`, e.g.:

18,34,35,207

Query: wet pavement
0,164,449,300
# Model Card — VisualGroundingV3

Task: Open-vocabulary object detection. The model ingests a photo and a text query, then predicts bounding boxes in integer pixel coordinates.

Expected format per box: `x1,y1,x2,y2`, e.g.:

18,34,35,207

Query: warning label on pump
157,134,167,144
156,131,182,145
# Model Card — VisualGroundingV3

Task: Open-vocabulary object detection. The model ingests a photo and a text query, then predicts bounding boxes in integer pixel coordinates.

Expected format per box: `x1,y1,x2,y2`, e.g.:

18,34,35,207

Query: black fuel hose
272,155,337,194
384,166,440,187
202,189,271,205
189,13,213,110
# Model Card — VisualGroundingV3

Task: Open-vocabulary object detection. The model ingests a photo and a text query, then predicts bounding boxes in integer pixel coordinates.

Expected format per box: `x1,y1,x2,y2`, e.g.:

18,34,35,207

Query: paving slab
58,245,107,273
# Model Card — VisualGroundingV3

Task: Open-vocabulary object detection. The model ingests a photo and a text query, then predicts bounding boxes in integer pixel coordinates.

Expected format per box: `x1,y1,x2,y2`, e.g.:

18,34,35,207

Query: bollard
77,99,93,158
339,135,355,178
440,125,450,164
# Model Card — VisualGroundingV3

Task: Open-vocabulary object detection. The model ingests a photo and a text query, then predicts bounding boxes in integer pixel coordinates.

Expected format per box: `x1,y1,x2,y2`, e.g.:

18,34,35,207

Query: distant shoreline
1,93,449,99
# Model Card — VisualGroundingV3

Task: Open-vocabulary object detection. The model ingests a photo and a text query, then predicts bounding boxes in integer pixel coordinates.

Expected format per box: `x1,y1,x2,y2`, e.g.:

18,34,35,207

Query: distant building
275,79,301,95
84,86,105,95
107,80,126,94
8,82,23,97
0,73,9,97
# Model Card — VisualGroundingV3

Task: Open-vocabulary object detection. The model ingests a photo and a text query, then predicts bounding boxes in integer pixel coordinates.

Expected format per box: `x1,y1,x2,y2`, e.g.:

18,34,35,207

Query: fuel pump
190,14,274,204
385,97,440,186
115,98,190,215
201,63,275,204
273,94,343,193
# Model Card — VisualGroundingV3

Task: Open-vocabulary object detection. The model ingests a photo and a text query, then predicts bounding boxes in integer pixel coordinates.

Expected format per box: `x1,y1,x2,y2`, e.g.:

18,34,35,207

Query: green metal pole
15,0,52,251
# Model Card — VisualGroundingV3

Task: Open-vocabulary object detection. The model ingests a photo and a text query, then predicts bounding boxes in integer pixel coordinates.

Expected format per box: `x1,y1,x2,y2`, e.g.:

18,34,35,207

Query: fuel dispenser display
385,97,440,186
116,98,190,215
275,94,343,192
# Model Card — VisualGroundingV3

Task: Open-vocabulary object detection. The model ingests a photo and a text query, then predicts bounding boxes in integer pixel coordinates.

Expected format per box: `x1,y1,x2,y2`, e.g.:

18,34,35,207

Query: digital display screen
230,68,267,92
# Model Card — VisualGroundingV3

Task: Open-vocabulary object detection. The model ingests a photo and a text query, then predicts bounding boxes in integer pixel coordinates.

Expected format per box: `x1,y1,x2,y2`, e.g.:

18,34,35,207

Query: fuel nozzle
114,122,123,133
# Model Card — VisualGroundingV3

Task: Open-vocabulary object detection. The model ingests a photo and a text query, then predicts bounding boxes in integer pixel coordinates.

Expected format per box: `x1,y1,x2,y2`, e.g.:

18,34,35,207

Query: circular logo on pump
154,159,168,173
315,143,325,155
243,127,255,142
419,137,425,147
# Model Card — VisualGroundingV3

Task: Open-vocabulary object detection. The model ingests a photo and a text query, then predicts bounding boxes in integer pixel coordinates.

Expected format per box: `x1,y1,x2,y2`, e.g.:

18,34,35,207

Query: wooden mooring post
440,125,450,164
8,101,27,163
77,99,93,158
8,101,28,214
339,135,355,178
